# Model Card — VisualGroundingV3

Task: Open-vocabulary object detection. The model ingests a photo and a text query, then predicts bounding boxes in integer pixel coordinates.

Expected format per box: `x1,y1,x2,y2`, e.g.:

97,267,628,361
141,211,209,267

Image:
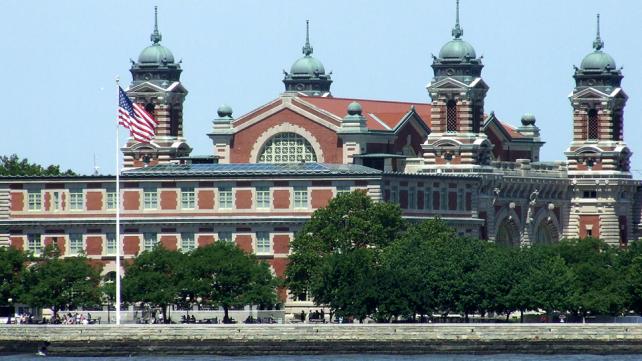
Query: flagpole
115,76,122,325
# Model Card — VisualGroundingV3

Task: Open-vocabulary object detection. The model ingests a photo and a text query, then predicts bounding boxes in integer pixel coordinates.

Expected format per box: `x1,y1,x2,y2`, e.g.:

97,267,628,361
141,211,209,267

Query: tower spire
150,6,162,44
451,0,463,39
593,13,604,51
302,20,313,56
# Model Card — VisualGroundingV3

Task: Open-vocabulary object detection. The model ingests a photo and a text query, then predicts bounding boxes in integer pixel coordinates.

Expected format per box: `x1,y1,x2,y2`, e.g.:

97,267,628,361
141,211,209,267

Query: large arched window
446,99,457,132
533,220,558,245
258,132,317,163
496,219,520,247
587,109,598,140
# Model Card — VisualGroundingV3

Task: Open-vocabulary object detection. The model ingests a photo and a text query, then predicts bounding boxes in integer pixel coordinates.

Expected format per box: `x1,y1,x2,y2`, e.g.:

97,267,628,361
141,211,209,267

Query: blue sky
2,0,641,176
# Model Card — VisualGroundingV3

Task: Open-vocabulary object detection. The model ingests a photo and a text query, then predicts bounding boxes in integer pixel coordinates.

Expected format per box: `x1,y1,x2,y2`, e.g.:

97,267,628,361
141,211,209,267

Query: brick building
0,8,640,308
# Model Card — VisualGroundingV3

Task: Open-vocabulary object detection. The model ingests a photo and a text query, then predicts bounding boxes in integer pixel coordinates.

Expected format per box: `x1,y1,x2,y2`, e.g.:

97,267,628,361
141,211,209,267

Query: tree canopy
0,154,75,176
20,245,101,318
0,247,26,307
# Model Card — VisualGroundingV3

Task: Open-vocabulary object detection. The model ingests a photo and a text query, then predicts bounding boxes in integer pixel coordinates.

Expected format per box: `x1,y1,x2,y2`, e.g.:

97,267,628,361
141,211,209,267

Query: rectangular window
457,188,464,211
424,187,432,210
143,190,158,209
52,191,61,211
218,231,233,243
219,187,233,209
27,192,42,211
69,190,84,210
391,186,399,203
180,232,196,252
409,188,417,209
106,191,117,210
181,187,196,209
256,187,270,209
69,233,84,255
142,232,158,251
440,187,448,211
336,186,350,196
27,234,43,256
105,233,117,255
256,231,271,254
293,187,308,208
583,190,597,199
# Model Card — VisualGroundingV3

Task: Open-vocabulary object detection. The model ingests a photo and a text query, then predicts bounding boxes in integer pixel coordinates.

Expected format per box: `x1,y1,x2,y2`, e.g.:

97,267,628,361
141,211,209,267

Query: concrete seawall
2,324,642,356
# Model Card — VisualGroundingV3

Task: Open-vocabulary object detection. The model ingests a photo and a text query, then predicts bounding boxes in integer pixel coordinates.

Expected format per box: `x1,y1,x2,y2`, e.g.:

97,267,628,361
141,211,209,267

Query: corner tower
282,21,332,96
122,7,192,169
565,14,630,176
422,0,492,169
564,15,636,247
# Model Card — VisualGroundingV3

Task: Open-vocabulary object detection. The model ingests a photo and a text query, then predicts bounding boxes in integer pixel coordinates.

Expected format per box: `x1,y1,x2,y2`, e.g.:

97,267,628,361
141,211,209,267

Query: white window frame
181,187,196,209
218,231,233,243
27,234,43,256
391,186,399,203
106,191,117,210
256,187,270,209
336,186,350,196
142,232,158,251
256,231,271,255
51,191,61,211
143,190,158,210
424,186,432,210
293,187,308,208
105,233,117,255
218,187,233,209
27,192,42,211
69,190,84,211
68,233,84,255
180,232,196,252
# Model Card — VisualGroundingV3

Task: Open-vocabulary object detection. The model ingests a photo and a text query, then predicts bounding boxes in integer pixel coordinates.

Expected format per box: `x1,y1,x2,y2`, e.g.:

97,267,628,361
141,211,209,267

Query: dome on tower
290,55,326,76
138,44,175,64
579,14,617,72
438,39,476,60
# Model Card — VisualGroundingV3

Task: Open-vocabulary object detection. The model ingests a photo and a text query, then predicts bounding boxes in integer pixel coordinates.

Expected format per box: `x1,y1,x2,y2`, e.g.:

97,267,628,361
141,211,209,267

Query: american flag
118,86,158,143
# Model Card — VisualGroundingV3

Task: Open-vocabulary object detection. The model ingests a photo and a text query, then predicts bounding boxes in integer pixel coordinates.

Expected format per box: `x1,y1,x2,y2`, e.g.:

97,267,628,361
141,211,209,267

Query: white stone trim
250,123,325,163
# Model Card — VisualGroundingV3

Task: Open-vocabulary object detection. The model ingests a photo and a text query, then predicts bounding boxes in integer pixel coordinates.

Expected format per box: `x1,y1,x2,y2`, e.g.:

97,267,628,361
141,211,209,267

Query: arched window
258,132,317,163
446,99,457,132
496,219,519,247
533,221,557,245
587,109,598,140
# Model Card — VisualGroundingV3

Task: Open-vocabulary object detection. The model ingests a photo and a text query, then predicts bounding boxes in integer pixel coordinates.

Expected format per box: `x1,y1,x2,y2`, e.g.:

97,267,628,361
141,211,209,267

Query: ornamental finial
150,6,162,44
593,13,604,51
452,0,463,39
302,20,313,56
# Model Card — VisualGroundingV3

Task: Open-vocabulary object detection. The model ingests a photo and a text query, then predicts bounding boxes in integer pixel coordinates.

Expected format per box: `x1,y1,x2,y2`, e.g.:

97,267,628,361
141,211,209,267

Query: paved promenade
2,324,642,356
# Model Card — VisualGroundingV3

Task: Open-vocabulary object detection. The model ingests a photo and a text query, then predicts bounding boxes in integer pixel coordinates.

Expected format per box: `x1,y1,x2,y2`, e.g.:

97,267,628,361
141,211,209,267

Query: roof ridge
303,95,431,106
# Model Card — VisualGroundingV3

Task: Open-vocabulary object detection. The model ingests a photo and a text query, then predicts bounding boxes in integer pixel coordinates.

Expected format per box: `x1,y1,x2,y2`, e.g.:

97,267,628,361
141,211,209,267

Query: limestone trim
250,123,325,164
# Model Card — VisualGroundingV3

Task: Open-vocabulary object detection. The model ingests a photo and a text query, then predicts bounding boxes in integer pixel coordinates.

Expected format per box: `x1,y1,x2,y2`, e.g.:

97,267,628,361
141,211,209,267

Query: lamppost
185,295,191,321
7,298,13,324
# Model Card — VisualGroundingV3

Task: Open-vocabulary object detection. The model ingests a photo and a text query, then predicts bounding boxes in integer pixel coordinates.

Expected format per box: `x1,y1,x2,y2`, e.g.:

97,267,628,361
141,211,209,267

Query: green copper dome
580,51,616,71
291,55,325,76
138,44,175,64
439,39,476,60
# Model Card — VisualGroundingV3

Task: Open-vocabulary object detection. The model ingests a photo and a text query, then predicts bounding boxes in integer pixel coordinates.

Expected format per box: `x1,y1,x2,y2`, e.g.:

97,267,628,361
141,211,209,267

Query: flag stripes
117,86,158,143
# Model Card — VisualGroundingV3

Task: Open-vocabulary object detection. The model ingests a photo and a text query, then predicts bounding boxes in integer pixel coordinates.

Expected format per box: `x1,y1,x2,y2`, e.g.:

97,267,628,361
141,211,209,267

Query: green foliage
20,245,101,317
0,154,76,176
286,191,405,299
123,245,187,321
190,242,278,322
0,247,26,306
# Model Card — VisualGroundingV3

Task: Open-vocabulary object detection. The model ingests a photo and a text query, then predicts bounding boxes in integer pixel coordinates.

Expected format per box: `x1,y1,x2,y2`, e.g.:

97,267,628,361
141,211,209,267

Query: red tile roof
301,96,432,131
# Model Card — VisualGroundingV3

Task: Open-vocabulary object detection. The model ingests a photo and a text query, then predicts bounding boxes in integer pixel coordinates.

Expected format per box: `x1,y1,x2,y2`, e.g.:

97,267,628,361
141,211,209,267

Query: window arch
496,218,520,247
258,132,317,163
446,99,457,132
587,109,598,140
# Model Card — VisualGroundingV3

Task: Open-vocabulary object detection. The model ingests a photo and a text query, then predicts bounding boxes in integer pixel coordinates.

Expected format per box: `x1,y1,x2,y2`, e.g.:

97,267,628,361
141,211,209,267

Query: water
2,355,642,361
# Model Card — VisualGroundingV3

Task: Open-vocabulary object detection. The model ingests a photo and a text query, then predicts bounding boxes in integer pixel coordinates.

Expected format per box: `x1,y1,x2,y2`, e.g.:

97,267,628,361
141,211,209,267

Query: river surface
2,355,642,361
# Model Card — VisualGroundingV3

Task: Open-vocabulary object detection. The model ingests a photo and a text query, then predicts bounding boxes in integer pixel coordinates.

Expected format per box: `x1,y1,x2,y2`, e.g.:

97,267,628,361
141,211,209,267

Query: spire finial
593,13,604,51
451,0,463,39
150,6,162,44
302,20,313,56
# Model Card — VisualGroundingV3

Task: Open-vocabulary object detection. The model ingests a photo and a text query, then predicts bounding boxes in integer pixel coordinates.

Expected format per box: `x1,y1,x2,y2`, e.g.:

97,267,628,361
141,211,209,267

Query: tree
122,245,187,323
0,247,26,322
286,191,405,300
0,154,75,176
190,242,278,323
20,245,101,319
622,241,642,315
311,248,380,322
554,238,627,319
